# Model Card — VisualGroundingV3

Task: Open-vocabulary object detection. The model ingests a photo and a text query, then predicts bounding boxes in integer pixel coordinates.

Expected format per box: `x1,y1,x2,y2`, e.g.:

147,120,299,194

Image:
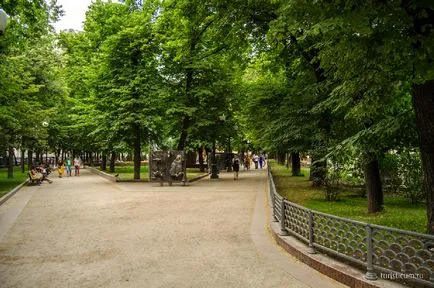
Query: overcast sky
53,0,93,31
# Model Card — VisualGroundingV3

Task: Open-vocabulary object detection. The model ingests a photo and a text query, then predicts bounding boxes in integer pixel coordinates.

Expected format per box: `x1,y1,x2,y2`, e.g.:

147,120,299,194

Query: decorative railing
268,166,434,287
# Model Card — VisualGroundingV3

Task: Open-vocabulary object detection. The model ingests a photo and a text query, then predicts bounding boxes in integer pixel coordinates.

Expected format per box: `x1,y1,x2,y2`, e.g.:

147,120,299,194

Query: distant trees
1,0,433,232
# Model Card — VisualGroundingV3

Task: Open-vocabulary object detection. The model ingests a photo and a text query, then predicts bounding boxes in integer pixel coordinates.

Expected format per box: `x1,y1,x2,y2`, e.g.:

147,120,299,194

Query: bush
323,165,342,201
397,150,424,204
380,153,401,194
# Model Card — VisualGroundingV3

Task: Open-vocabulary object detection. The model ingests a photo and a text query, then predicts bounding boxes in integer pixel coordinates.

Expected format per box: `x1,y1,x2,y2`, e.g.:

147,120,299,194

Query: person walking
74,157,81,176
259,154,264,169
65,157,72,176
253,154,259,169
232,155,240,180
57,161,65,178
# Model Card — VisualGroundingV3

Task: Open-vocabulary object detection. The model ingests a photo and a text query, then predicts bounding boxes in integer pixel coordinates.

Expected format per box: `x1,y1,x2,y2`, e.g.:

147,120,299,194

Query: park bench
28,171,41,185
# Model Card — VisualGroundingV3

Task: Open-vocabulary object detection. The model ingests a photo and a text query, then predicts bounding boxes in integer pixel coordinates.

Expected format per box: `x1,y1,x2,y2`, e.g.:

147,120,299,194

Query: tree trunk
412,79,434,233
286,153,290,168
101,153,107,171
198,147,205,172
177,67,194,150
276,151,285,165
21,148,25,173
186,151,196,168
291,152,301,176
311,159,327,186
133,124,141,180
7,146,13,178
89,152,93,166
35,150,40,166
110,151,116,172
55,148,60,165
365,158,384,213
28,149,33,170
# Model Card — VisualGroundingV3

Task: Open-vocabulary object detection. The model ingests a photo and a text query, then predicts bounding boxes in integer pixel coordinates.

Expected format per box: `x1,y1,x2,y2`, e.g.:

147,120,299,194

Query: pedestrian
244,153,250,170
57,161,65,178
259,154,264,169
232,155,240,180
65,157,72,176
74,157,81,176
253,154,259,169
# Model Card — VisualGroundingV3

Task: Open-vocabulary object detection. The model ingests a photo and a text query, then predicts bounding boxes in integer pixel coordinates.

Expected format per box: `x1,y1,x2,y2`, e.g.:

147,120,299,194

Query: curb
87,166,209,183
0,180,28,206
269,223,405,288
187,173,209,183
85,166,119,182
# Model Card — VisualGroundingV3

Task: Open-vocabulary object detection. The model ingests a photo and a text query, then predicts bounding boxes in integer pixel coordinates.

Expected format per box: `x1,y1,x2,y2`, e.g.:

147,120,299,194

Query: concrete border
187,173,209,183
0,180,28,206
85,166,119,182
86,165,209,183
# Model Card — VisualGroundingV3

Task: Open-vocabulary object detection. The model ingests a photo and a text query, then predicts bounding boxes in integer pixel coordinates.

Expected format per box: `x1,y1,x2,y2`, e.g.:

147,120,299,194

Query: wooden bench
28,172,41,185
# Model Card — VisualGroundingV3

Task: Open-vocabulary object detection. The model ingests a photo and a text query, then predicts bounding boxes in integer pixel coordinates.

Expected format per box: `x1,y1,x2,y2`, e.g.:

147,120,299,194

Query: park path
0,168,346,288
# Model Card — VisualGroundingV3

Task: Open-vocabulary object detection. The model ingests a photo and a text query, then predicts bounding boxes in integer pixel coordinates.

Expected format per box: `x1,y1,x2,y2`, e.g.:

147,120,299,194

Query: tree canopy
1,0,434,233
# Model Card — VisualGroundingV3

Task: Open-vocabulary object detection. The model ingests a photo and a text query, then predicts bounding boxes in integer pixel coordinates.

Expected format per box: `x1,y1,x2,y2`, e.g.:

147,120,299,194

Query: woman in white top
73,157,81,176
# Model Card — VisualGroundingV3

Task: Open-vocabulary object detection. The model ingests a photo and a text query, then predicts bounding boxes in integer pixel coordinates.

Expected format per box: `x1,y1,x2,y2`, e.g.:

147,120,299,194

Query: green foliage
397,150,425,204
271,161,426,233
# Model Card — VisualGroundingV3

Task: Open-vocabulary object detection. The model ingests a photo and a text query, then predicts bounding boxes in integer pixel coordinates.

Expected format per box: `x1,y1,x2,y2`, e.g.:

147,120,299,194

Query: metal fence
268,166,434,287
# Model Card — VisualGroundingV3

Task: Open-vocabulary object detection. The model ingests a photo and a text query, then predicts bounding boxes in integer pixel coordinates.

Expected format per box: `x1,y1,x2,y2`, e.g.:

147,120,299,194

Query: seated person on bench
29,167,42,184
38,164,53,183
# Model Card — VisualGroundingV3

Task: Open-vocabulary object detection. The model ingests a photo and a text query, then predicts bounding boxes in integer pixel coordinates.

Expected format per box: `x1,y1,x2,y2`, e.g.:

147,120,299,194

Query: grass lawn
0,167,29,198
270,160,427,234
102,165,207,181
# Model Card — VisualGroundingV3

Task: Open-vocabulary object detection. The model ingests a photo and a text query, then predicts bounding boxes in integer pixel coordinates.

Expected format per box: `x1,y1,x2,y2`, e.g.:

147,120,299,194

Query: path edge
0,180,28,206
86,166,208,183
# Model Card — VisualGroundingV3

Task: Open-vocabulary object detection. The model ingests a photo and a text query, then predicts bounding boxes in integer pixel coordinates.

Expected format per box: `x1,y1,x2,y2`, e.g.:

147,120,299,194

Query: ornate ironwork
284,201,310,242
314,212,367,262
371,225,434,283
267,166,434,287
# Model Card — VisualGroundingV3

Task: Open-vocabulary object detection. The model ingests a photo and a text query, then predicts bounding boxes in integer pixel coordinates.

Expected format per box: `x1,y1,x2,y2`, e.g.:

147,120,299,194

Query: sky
54,0,93,32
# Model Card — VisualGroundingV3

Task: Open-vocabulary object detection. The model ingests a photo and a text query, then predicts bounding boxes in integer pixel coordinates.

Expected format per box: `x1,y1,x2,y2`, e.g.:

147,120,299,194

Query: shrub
380,153,401,194
323,165,342,201
397,150,424,204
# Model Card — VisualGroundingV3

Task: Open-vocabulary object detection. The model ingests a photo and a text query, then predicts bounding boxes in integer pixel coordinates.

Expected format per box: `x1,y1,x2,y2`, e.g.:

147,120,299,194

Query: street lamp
0,8,9,35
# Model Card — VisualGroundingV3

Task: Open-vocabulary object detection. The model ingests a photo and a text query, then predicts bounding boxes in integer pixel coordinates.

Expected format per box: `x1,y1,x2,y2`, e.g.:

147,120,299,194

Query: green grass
270,160,427,234
0,167,29,198
102,165,206,181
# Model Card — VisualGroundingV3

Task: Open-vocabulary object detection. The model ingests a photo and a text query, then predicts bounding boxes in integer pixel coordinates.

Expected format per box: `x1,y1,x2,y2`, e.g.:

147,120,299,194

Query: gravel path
0,169,346,288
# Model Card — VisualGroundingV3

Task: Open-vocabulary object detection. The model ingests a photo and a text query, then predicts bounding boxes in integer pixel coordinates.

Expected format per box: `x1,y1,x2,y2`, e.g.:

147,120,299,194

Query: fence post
308,210,316,254
271,189,278,222
280,199,288,236
365,225,377,280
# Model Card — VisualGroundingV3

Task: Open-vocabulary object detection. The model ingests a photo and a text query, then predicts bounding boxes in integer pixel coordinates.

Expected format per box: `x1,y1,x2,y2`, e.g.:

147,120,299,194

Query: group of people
29,163,53,184
57,157,81,177
231,153,267,180
242,153,266,170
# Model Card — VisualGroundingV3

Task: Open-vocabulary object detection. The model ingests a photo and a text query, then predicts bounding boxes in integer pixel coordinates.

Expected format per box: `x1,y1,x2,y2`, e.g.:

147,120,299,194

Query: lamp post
0,8,9,35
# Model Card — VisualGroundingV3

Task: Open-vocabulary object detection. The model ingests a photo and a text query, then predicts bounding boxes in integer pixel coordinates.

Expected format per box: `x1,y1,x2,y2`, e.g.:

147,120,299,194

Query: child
57,161,65,178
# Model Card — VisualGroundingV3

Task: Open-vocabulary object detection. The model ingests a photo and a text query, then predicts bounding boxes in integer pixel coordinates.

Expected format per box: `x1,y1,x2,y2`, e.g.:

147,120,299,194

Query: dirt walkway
0,169,346,287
